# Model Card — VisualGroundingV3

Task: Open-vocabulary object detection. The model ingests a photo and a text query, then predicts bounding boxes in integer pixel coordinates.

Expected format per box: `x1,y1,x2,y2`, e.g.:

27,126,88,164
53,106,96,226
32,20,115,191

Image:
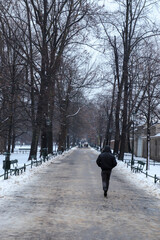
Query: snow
0,146,160,200
151,133,160,138
117,161,160,200
91,148,160,200
0,144,58,175
0,147,76,199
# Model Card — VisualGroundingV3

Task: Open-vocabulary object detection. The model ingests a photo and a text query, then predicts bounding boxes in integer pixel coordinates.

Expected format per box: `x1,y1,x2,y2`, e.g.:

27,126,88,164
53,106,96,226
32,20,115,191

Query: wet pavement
0,148,160,240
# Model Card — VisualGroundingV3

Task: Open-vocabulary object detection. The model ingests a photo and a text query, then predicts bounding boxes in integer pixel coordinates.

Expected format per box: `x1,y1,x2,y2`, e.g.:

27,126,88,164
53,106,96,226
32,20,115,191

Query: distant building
134,123,160,162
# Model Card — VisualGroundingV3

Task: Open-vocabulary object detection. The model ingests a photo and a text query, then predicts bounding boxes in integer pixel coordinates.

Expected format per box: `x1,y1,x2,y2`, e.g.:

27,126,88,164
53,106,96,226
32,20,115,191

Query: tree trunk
146,83,151,171
29,84,45,159
119,81,128,160
113,37,122,155
105,75,116,146
29,125,41,159
58,124,67,152
47,125,53,154
11,130,15,153
118,0,130,160
114,87,122,154
7,116,13,153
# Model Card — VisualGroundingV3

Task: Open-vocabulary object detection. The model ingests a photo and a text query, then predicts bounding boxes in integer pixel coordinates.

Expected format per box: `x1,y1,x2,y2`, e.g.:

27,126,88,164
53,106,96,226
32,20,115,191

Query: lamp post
3,152,11,180
131,112,135,169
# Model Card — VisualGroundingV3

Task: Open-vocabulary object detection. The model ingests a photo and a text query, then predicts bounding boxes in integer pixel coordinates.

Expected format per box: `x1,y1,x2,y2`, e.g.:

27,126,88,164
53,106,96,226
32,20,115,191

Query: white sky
98,0,118,10
88,0,160,99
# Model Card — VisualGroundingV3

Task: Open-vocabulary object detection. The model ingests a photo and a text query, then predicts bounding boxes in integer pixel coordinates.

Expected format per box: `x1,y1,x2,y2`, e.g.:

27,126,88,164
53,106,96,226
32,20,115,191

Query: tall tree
99,0,159,159
0,0,93,157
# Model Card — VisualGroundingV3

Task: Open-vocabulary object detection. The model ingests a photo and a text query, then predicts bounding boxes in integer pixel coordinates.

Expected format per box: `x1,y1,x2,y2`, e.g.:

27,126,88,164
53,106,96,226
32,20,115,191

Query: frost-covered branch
66,107,81,118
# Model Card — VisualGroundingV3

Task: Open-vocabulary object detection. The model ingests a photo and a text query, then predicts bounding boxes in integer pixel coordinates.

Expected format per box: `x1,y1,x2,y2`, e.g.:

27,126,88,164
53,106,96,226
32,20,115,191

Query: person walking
96,145,117,197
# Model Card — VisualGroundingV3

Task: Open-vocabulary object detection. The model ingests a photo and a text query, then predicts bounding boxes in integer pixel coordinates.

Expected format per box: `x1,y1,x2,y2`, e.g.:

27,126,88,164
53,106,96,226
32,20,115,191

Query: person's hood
103,145,111,153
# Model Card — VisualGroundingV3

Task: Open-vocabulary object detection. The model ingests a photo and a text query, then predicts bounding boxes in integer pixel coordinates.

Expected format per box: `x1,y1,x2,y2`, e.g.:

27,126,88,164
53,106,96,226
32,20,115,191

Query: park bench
3,159,18,171
9,160,26,176
132,160,145,173
10,159,18,167
154,175,160,183
18,148,30,151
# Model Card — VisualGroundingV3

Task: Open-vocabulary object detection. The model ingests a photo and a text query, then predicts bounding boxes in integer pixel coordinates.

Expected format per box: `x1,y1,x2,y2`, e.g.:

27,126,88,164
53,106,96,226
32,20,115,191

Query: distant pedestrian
96,145,117,197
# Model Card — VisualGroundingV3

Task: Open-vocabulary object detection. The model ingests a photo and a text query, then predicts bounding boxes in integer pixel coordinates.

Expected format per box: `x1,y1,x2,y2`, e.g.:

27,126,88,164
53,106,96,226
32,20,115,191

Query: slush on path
0,148,160,240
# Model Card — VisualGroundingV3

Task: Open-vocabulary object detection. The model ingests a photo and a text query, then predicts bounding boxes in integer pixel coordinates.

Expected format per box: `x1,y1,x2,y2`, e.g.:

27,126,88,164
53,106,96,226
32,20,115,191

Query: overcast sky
88,0,160,99
98,0,160,23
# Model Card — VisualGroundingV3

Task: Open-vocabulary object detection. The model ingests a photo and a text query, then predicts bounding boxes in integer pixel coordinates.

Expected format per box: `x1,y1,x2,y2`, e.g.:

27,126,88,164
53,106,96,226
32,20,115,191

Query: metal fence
124,158,160,184
94,147,160,185
0,151,62,180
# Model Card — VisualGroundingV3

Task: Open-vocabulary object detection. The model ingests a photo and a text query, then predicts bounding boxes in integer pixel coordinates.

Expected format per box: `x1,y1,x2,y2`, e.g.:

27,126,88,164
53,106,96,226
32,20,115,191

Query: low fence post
154,174,157,184
3,152,11,180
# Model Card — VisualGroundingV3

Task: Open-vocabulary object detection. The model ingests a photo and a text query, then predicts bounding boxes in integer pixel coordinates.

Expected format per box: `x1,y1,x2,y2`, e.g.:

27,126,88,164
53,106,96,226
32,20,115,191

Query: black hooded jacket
96,145,117,171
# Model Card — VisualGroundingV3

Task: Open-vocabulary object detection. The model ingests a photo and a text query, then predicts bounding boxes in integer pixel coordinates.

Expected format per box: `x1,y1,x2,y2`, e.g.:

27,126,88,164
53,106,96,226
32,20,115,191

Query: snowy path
0,148,160,240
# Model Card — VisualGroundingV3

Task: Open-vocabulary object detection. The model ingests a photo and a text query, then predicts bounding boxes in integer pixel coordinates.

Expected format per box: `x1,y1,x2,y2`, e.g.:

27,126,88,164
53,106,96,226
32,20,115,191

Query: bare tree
99,0,159,160
0,21,30,153
0,0,94,157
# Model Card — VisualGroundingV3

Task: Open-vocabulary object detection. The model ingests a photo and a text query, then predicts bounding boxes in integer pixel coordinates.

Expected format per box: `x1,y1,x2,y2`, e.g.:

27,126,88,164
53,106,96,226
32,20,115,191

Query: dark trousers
101,170,111,192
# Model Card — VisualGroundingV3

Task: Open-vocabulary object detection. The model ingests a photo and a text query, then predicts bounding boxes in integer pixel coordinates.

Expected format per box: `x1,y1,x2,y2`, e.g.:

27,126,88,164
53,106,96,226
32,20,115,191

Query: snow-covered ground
0,144,58,175
0,147,160,200
0,145,39,176
0,147,76,198
91,148,160,200
117,159,160,199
